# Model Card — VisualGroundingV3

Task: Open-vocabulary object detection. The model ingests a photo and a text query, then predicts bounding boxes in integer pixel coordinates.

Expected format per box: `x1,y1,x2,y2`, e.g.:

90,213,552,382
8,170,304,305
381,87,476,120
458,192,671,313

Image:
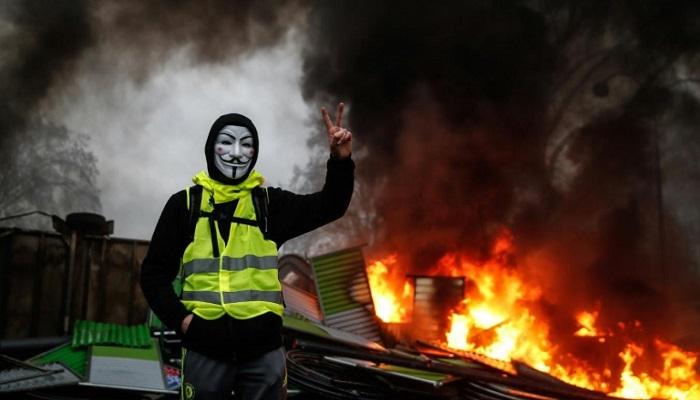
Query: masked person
140,104,353,400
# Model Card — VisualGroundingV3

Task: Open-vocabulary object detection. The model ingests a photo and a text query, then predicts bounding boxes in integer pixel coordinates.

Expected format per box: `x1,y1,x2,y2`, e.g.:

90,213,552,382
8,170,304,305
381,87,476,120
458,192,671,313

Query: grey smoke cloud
49,30,311,239
2,0,312,239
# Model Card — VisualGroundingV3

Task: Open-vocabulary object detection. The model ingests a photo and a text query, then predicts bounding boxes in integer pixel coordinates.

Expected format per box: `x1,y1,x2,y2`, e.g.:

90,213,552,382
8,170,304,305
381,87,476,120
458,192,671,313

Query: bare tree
0,124,101,230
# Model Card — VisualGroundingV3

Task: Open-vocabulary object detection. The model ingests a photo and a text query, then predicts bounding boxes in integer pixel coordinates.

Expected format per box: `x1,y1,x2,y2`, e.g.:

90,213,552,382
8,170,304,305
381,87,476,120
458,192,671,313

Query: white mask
213,125,255,180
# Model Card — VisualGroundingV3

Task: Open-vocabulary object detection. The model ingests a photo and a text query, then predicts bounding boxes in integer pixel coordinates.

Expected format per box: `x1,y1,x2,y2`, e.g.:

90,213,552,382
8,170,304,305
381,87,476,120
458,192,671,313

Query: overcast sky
43,29,313,239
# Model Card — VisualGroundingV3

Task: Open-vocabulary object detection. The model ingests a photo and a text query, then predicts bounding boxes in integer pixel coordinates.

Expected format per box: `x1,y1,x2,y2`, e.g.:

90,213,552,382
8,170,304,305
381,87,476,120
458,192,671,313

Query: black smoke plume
0,0,93,147
302,1,555,260
300,0,700,348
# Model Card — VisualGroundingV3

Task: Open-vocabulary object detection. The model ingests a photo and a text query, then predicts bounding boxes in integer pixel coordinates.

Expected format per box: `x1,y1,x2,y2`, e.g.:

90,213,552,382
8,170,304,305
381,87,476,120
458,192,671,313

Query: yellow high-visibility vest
180,183,282,321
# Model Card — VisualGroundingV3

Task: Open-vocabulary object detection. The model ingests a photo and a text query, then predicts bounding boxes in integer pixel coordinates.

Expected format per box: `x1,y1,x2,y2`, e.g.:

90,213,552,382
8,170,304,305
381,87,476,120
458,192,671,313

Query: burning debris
277,244,699,399
364,234,700,399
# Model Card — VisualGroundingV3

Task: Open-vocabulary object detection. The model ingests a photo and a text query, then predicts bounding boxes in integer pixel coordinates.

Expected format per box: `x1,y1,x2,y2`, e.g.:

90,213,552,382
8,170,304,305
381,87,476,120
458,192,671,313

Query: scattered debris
1,246,653,399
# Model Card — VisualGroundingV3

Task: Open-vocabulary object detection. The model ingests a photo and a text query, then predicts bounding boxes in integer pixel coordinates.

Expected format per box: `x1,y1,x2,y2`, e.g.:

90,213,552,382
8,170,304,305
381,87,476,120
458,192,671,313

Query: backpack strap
186,185,204,246
252,186,270,239
188,185,221,257
179,185,205,298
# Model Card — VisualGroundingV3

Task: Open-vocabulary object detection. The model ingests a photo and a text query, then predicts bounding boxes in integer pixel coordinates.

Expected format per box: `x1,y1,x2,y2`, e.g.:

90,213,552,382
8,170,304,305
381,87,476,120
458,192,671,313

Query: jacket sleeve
139,190,190,332
268,156,355,246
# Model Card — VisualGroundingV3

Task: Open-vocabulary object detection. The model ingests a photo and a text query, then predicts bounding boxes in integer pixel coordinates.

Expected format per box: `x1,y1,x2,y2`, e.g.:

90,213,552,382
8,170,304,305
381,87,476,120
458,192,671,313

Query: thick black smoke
300,0,700,348
90,0,306,80
0,0,93,147
302,1,555,262
0,1,98,225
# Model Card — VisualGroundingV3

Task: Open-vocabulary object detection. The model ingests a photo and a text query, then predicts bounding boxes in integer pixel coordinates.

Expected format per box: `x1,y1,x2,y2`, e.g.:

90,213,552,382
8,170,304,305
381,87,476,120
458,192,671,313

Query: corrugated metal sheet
324,308,381,341
27,343,87,378
282,282,322,323
411,276,465,341
310,246,382,342
71,320,151,348
279,254,316,295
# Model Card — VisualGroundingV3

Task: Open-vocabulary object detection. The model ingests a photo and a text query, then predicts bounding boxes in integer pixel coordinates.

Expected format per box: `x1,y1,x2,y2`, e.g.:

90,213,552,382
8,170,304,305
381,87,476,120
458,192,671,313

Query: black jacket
140,157,354,359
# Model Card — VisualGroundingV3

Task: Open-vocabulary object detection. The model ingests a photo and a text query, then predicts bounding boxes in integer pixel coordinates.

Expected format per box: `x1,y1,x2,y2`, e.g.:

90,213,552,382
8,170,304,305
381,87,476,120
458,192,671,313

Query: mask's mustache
219,154,250,165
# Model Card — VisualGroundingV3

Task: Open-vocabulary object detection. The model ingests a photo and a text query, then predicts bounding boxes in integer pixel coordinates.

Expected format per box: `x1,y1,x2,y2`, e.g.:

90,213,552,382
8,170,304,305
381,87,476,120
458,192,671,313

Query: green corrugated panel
283,314,331,338
310,247,383,342
71,320,151,348
28,343,87,379
310,247,370,316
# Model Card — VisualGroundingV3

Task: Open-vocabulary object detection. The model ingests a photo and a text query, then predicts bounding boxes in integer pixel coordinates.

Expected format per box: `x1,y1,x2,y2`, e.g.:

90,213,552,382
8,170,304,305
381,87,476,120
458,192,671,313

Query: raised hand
321,102,353,159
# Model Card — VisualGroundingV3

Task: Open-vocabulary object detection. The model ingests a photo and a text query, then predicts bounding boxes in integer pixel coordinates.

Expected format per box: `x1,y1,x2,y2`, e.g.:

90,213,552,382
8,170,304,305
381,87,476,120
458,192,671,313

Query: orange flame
611,340,700,399
367,255,412,322
574,309,611,343
575,310,600,337
366,231,700,399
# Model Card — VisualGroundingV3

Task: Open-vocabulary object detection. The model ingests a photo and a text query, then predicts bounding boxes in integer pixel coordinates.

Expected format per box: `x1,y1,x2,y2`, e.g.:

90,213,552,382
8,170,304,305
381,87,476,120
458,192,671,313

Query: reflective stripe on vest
180,185,282,321
182,290,283,304
182,255,278,277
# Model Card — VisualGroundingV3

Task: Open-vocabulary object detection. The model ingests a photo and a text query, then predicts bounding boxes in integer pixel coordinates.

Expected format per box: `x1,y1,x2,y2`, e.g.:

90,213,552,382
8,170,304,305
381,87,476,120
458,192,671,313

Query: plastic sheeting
71,320,151,348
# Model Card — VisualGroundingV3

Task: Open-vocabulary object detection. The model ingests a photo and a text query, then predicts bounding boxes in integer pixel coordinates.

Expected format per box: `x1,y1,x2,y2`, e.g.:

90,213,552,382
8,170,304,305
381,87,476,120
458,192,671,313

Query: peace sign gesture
321,102,353,159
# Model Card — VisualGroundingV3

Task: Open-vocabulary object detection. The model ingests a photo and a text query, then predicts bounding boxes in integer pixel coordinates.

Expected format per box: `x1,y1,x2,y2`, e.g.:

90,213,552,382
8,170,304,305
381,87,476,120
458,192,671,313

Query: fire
366,255,412,323
366,231,700,399
613,344,652,399
445,313,470,349
575,310,601,337
574,309,611,343
611,341,700,400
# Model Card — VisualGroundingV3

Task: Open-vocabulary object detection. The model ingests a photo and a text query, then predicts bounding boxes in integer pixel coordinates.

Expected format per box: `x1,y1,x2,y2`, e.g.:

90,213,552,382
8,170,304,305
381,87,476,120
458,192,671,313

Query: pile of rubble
279,248,638,400
0,247,645,399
